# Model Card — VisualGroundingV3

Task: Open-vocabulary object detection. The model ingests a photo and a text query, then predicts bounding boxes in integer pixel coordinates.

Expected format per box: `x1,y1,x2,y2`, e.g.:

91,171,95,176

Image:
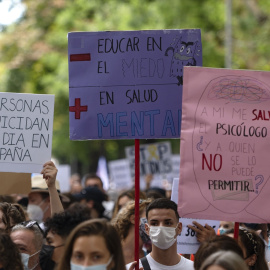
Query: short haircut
146,198,180,220
12,223,44,251
83,173,103,187
194,235,243,270
44,209,91,239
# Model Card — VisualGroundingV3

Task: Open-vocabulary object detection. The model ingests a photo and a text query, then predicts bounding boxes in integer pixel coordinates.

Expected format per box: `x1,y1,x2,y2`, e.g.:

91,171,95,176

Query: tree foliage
0,0,269,173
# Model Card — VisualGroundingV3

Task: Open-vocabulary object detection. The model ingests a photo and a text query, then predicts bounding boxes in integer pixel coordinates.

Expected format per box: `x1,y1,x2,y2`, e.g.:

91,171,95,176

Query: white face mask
148,225,178,250
27,199,49,222
21,250,40,270
70,256,113,270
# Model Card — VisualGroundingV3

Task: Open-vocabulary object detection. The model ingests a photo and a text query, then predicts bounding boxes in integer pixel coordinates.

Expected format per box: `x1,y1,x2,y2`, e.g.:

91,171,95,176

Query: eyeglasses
20,220,45,237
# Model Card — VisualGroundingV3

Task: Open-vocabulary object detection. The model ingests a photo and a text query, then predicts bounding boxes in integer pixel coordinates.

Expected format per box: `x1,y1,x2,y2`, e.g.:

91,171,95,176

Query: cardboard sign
171,178,219,254
179,66,270,223
125,141,172,178
0,92,54,173
68,29,202,140
0,172,31,195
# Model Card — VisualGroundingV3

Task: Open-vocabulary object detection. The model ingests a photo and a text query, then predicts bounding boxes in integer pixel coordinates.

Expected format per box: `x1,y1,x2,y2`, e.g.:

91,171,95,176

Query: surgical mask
70,256,113,270
21,250,40,270
139,218,151,244
27,199,49,222
39,244,64,270
219,227,229,235
148,225,178,249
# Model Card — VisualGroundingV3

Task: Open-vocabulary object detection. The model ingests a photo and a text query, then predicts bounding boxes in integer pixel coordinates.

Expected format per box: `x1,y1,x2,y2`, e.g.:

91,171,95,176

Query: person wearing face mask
39,207,92,270
112,199,153,264
218,221,234,235
126,198,194,270
11,220,45,270
27,161,70,226
57,219,139,270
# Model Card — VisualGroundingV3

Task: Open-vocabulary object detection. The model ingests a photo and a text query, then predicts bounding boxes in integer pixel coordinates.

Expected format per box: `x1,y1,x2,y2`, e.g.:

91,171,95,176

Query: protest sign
125,141,172,177
0,92,54,173
171,178,219,254
0,172,31,195
68,29,202,140
179,66,270,223
108,159,133,190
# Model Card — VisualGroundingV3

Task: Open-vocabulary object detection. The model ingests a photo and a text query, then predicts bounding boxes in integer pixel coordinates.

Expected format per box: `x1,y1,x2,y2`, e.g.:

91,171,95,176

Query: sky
0,0,25,25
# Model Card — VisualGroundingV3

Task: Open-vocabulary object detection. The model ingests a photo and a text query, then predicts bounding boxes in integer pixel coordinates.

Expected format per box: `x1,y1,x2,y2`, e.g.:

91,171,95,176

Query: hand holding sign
41,161,58,188
187,221,216,243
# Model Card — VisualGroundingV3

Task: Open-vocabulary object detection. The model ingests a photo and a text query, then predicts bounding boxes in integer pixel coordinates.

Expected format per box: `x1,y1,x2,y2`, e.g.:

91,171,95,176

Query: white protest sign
0,92,54,173
171,178,220,254
57,164,71,192
125,141,172,178
108,159,133,190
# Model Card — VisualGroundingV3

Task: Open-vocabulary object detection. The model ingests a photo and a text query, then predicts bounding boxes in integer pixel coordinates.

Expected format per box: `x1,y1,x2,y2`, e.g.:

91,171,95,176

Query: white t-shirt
126,253,194,270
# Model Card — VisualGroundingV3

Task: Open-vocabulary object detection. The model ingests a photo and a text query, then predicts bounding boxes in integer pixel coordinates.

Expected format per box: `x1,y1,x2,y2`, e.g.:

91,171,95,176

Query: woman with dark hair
194,234,244,270
57,219,129,270
226,227,268,270
0,232,24,270
0,202,26,234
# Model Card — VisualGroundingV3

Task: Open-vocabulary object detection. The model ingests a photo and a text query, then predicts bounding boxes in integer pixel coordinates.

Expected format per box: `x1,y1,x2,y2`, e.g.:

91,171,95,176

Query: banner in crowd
0,92,54,173
68,29,202,140
108,159,133,190
171,178,219,254
178,66,270,223
125,141,172,178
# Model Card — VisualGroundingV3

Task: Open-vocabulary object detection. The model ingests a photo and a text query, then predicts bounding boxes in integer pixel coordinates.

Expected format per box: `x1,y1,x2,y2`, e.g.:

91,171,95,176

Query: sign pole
134,139,140,269
234,222,239,240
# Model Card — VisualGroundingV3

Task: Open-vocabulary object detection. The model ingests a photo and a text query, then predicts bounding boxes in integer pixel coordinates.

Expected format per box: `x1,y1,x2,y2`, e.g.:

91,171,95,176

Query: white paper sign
108,159,133,190
0,92,54,173
171,178,220,254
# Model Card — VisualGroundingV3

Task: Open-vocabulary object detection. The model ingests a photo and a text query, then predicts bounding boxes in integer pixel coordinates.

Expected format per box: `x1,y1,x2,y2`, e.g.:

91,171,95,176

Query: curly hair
0,232,23,270
0,202,26,234
112,199,152,240
44,208,91,238
112,189,146,219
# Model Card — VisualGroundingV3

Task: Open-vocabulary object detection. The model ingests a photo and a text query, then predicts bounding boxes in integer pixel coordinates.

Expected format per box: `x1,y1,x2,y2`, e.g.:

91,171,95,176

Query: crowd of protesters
0,160,269,270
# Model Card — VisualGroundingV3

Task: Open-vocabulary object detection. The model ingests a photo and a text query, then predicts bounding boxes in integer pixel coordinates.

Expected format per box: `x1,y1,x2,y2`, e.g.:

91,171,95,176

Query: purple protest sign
68,30,202,140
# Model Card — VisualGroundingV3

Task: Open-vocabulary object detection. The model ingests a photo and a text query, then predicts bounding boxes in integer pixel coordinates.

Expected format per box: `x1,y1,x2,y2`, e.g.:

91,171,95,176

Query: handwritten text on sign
68,30,202,140
125,141,172,178
179,67,270,223
0,92,54,173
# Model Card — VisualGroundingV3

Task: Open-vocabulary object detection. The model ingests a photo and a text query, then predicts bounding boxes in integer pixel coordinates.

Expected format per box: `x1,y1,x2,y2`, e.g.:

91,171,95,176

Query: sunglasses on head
20,220,45,237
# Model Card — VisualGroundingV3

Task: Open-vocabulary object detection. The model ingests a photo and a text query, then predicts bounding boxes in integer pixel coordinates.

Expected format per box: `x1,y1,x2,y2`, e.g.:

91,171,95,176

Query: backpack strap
141,256,151,270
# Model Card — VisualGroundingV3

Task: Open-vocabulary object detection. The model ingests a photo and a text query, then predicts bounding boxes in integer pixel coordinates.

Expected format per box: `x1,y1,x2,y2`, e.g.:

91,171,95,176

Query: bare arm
41,161,64,215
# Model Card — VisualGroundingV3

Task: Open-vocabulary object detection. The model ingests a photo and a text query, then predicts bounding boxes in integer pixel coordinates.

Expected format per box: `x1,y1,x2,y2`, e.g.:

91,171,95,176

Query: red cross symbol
69,98,88,119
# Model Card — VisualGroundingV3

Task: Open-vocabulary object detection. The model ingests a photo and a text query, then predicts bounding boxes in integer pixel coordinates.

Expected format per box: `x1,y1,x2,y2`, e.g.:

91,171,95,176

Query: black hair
146,198,179,220
44,208,91,238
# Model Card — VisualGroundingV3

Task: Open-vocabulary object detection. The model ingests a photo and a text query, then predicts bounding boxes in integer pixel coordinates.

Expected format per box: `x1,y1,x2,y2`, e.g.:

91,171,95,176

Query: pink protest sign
179,66,270,223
